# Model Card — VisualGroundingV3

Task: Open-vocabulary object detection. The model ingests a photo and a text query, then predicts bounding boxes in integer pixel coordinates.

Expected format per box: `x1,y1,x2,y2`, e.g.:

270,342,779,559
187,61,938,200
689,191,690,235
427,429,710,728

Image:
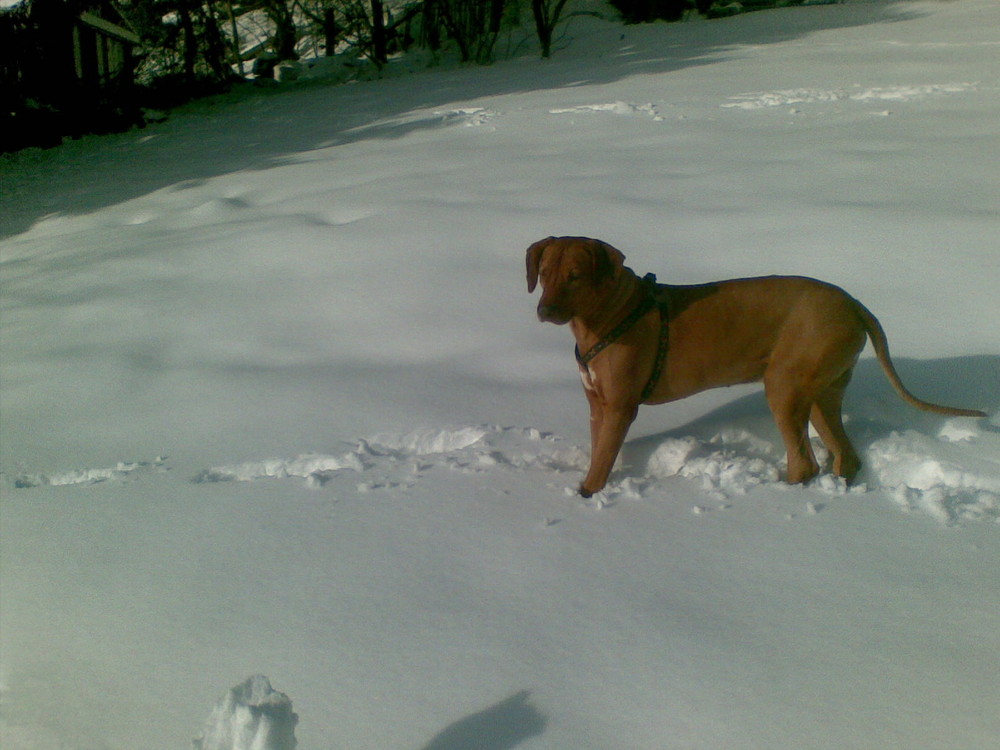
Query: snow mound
722,82,977,110
8,423,996,525
866,421,1000,524
4,458,169,488
433,107,499,127
363,425,492,456
645,430,782,497
357,425,584,477
192,675,297,750
549,101,663,120
344,422,994,527
193,452,365,484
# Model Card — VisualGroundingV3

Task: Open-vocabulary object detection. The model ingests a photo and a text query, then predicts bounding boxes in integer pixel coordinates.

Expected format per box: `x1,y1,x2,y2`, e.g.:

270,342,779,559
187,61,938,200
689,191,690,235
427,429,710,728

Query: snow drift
193,675,297,750
2,2,999,749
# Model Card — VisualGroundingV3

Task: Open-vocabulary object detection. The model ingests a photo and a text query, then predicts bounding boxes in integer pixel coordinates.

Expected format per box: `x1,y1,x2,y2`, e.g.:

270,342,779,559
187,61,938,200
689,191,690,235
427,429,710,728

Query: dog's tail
854,301,987,417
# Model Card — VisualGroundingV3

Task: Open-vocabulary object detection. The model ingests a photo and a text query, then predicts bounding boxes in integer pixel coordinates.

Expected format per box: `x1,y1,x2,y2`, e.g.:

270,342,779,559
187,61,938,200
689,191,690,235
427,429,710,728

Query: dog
526,236,986,497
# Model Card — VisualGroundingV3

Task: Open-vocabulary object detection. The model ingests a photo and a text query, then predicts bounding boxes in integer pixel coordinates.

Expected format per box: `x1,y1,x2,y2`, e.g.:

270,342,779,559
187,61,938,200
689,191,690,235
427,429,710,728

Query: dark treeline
1,0,790,152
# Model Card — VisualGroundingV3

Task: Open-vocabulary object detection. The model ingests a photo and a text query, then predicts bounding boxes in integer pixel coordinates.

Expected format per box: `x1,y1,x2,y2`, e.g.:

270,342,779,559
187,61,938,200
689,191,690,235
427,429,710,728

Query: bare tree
369,0,387,64
438,0,506,64
222,0,245,74
261,0,298,59
329,0,388,65
531,0,569,58
420,0,441,50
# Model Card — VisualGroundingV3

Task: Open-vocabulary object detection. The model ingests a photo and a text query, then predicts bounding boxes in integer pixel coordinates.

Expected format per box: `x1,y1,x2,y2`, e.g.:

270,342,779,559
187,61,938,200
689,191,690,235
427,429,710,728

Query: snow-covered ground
2,1,999,748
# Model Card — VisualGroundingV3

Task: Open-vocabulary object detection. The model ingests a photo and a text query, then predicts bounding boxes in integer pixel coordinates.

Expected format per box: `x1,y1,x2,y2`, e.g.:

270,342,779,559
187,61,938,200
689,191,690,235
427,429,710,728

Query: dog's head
526,236,626,324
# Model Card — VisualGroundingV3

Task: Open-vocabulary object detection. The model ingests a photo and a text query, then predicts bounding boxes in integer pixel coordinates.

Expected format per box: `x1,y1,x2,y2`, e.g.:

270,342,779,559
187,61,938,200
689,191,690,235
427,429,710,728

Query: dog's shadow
622,355,999,470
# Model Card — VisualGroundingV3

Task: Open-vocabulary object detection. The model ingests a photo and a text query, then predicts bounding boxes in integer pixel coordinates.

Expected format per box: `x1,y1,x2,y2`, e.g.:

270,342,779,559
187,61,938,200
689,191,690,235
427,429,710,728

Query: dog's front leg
580,403,637,498
583,378,604,463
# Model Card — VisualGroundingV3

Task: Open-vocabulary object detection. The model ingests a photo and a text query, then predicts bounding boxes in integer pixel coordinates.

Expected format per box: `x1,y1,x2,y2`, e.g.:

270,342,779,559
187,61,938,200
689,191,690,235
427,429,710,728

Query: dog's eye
567,271,582,283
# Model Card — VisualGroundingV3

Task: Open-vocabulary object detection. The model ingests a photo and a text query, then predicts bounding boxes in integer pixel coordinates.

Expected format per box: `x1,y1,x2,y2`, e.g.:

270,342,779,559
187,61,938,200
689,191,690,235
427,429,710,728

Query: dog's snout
537,303,569,324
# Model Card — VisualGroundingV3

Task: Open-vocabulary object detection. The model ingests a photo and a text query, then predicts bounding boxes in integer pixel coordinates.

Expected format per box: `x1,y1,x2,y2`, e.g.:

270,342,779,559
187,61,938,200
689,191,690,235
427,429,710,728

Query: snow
720,81,979,109
193,675,297,750
868,423,1000,524
2,1,999,748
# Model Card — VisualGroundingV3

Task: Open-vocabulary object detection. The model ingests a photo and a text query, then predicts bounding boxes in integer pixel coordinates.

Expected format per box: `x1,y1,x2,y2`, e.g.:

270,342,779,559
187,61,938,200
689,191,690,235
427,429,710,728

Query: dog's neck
570,268,648,356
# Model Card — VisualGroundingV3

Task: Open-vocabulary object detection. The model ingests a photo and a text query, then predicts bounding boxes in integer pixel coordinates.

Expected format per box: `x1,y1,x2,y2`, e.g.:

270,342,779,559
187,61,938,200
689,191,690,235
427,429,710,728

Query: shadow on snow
419,690,546,750
0,1,923,240
622,354,1000,471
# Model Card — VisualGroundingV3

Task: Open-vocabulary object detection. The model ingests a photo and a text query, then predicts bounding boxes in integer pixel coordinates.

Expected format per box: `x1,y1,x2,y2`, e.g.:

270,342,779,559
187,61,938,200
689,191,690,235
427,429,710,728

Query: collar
574,273,658,367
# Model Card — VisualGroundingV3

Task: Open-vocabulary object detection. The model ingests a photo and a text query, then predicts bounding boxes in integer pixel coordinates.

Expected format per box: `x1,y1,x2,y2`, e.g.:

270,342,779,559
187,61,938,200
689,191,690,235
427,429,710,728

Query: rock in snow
193,676,297,750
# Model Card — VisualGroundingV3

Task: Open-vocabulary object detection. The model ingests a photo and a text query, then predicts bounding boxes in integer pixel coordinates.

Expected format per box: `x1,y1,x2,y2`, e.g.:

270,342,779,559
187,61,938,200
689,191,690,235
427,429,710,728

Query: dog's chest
578,364,598,392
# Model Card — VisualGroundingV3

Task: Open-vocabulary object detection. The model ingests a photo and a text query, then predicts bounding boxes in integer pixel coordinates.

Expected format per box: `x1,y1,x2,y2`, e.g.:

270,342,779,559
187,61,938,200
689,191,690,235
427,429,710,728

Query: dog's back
650,275,865,401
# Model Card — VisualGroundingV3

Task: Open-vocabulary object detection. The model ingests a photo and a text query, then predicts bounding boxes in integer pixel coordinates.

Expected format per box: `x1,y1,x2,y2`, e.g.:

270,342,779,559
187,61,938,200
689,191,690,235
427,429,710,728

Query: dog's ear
591,240,626,284
526,237,554,293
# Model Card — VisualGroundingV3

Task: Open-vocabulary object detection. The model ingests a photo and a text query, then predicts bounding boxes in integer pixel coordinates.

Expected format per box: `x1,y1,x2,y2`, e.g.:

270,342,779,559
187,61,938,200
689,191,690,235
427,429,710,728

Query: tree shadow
1,0,923,239
419,690,546,750
622,355,999,470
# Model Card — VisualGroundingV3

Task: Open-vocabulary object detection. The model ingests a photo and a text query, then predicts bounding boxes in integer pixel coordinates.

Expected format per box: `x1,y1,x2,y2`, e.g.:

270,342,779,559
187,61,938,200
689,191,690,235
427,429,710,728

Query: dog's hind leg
809,369,861,482
765,374,820,485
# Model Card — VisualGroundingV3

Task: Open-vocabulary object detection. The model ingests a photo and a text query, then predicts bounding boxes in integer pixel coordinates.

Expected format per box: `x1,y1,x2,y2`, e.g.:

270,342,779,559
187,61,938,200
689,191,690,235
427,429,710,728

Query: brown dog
526,236,986,497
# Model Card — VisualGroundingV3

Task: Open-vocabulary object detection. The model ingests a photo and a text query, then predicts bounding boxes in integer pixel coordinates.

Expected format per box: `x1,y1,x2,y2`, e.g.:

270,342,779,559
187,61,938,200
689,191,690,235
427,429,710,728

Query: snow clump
192,675,297,750
866,420,1000,524
646,430,782,497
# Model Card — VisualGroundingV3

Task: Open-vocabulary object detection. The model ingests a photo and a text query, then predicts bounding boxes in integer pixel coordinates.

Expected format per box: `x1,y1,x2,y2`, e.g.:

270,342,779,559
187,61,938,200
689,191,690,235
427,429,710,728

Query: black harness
574,273,671,403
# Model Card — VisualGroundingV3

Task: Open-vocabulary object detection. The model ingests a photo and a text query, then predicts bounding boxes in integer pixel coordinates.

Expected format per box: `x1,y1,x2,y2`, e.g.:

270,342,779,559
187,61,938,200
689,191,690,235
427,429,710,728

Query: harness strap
640,294,670,403
574,292,655,367
574,273,670,402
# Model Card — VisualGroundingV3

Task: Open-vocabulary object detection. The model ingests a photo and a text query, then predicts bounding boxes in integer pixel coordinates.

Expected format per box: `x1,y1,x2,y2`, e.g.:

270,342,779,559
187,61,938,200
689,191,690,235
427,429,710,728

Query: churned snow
2,1,999,749
193,675,298,750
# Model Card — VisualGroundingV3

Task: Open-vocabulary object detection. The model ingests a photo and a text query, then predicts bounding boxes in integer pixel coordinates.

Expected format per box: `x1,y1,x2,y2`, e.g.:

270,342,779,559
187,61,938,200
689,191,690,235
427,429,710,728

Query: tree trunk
225,0,244,76
265,0,298,60
421,0,441,51
370,0,387,65
323,8,340,56
178,0,198,84
531,0,570,59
